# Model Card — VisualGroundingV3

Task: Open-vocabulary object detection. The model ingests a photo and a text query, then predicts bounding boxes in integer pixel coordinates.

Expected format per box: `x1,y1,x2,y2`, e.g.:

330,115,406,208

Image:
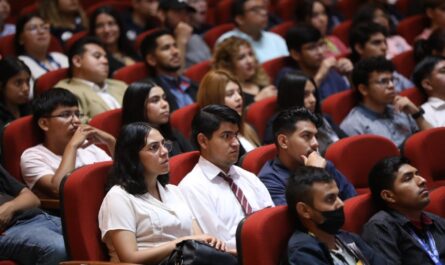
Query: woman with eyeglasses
122,81,193,157
99,122,227,263
14,13,68,86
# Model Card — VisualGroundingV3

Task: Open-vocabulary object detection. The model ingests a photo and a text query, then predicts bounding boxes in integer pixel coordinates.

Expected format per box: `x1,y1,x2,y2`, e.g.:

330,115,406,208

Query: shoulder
263,31,285,42
365,210,397,228
178,163,203,188
106,78,128,88
21,144,48,158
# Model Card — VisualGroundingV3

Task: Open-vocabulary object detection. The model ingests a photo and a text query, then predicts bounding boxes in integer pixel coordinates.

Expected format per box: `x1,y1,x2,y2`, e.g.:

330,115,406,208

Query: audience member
15,13,68,84
279,24,352,101
197,70,260,156
258,107,356,206
349,22,413,92
187,0,212,35
417,0,445,40
122,81,193,156
158,0,211,68
363,156,445,264
20,88,113,198
55,37,127,119
140,29,198,111
99,122,231,263
340,56,431,147
213,36,276,106
0,165,67,265
216,0,289,63
285,166,385,265
122,0,160,42
0,0,14,37
179,104,273,250
89,6,140,76
412,56,445,127
414,28,445,63
39,0,87,42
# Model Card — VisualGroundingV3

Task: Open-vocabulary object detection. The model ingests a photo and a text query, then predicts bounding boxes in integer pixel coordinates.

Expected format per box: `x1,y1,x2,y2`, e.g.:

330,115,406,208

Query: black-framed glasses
45,111,85,120
146,140,173,154
370,76,399,87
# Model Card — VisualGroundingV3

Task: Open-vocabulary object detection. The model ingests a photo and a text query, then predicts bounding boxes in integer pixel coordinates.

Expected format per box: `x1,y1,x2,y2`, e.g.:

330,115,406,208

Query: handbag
161,239,238,265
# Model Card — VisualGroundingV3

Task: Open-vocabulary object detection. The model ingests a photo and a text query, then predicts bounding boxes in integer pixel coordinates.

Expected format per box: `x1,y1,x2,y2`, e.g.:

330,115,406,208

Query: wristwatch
411,108,425,119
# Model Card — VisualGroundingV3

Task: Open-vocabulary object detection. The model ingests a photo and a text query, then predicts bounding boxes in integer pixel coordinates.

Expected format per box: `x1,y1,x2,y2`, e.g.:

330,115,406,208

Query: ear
72,54,82,69
234,15,244,27
145,53,157,68
354,43,364,56
296,202,312,220
290,49,300,62
157,9,166,23
37,118,49,132
197,133,208,150
381,189,396,204
421,78,434,93
357,83,368,98
425,8,434,20
277,133,288,149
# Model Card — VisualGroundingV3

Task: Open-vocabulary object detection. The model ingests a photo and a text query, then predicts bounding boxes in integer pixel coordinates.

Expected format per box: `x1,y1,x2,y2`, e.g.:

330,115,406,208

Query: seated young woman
122,81,193,157
99,122,227,263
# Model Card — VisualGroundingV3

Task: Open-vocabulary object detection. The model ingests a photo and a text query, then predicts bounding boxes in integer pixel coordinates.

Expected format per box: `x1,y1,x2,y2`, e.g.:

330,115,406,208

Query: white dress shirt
179,156,274,249
422,97,445,128
76,78,121,109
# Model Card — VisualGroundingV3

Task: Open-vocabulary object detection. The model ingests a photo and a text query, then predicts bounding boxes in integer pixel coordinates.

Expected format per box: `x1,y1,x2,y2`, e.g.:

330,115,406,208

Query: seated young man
0,165,67,264
412,56,445,127
20,88,114,198
285,166,385,265
340,56,431,147
362,156,445,264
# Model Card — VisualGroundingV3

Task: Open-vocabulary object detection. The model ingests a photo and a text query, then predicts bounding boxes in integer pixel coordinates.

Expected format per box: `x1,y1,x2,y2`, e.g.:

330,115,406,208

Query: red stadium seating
112,62,150,84
169,151,200,185
391,50,415,79
203,23,236,50
245,96,277,139
396,15,429,45
332,20,352,47
241,144,276,175
343,193,377,234
35,68,69,96
0,34,63,57
399,87,427,106
321,89,356,126
170,103,200,139
269,21,296,37
184,60,211,83
262,56,291,84
426,186,445,218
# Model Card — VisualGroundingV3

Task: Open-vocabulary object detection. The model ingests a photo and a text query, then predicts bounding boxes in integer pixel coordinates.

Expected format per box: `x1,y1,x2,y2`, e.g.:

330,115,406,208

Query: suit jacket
55,78,127,119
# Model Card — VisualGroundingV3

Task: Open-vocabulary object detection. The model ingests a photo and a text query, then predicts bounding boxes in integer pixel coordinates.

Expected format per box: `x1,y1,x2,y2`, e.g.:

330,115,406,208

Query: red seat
391,50,415,79
203,23,235,50
0,34,63,56
0,261,18,265
184,60,211,83
8,0,35,23
241,144,276,175
134,29,159,54
321,89,356,126
262,56,290,84
63,31,88,52
269,21,296,37
275,0,297,21
169,151,200,185
245,96,277,139
19,3,38,17
325,135,400,194
170,103,200,139
334,0,361,20
343,193,377,234
236,206,295,265
332,20,352,47
86,0,132,16
112,62,150,84
88,109,123,154
403,128,445,188
426,186,445,218
397,15,429,45
399,87,427,106
35,68,69,96
216,0,234,24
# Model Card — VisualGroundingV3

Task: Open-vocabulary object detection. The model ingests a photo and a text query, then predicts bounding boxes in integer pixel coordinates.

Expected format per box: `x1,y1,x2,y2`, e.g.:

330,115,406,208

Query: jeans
0,212,67,265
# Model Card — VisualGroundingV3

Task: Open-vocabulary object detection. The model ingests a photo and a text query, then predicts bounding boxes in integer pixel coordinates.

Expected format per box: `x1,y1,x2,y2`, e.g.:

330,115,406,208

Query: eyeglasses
25,23,50,34
370,76,399,87
146,140,173,154
45,111,85,120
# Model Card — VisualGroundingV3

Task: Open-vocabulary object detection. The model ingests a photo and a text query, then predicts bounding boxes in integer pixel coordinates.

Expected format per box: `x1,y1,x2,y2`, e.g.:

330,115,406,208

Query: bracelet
411,108,425,119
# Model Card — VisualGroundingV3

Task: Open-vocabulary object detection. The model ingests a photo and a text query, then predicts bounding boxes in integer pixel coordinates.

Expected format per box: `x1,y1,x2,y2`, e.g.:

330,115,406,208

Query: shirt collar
198,156,238,181
72,78,108,93
388,209,435,230
427,97,445,110
357,104,395,120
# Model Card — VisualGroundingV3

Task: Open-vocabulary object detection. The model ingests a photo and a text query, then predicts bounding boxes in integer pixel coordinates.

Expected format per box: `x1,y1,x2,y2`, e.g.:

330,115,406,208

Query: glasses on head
45,111,85,120
25,23,50,34
146,140,173,154
370,76,399,87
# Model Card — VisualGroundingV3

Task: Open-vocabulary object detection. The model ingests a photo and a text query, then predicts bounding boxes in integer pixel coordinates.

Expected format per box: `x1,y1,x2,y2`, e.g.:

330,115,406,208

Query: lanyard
28,54,61,72
409,229,443,265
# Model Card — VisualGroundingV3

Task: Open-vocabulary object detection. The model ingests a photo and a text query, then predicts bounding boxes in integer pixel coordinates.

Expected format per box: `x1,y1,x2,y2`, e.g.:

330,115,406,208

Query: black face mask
316,206,345,235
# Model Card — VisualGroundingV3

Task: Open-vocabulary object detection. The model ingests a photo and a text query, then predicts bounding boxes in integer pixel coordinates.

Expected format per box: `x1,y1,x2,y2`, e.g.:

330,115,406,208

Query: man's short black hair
412,56,445,97
191,104,241,149
352,56,395,102
285,24,322,53
67,36,105,78
368,156,411,209
272,107,322,146
233,0,247,18
140,28,173,60
349,22,388,63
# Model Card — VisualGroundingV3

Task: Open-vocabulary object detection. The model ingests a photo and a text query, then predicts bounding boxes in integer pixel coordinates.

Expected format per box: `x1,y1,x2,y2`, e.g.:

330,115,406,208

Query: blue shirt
258,158,357,206
154,75,196,111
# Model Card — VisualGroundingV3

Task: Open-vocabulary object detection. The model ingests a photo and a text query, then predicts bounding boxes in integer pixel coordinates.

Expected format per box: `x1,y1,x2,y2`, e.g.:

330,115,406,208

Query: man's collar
198,156,237,181
357,104,395,120
71,78,108,92
427,97,445,109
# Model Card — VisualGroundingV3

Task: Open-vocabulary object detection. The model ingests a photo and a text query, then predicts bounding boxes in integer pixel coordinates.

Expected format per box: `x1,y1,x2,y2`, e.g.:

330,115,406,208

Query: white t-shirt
99,184,194,262
422,97,445,128
20,144,111,189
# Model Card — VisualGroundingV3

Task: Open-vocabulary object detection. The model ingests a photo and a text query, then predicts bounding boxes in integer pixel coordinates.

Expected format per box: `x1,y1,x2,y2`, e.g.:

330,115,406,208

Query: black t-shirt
0,166,42,228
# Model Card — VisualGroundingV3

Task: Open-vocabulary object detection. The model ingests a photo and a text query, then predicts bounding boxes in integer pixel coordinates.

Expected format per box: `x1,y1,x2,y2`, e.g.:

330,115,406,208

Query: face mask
315,206,345,235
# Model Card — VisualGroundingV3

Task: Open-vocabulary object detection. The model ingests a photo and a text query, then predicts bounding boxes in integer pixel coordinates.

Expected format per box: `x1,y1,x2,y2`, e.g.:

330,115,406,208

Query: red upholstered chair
332,20,352,46
241,144,276,175
0,261,18,265
325,135,400,194
203,23,235,50
391,50,415,79
170,103,200,139
8,0,35,23
269,21,296,37
0,34,63,56
397,15,429,45
134,29,159,54
112,62,150,84
399,87,427,106
236,206,295,265
262,56,290,84
64,31,88,52
343,193,377,234
34,68,69,96
275,0,297,21
88,109,123,154
19,3,38,17
184,60,211,83
403,128,445,188
216,0,234,24
334,0,361,19
321,89,356,126
426,186,445,218
86,1,132,16
169,151,200,185
245,96,277,139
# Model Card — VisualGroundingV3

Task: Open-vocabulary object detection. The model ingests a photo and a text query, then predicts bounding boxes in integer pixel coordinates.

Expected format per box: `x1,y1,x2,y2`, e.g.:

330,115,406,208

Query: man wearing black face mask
285,166,386,265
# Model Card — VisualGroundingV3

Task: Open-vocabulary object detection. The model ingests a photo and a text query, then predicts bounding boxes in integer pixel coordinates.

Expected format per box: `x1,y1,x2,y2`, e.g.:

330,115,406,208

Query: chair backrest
275,0,297,21
203,23,236,50
334,0,361,19
0,261,18,265
245,96,277,139
321,89,356,126
391,50,415,79
403,128,445,188
184,60,211,84
63,31,88,52
170,103,200,139
88,109,123,154
262,56,290,84
34,68,69,96
269,21,296,37
399,87,427,106
19,3,38,17
343,193,377,234
61,161,112,261
216,0,234,24
396,15,429,45
332,20,352,46
236,206,295,265
2,115,43,183
325,134,400,194
241,144,276,175
112,62,150,84
0,34,63,56
426,186,445,218
134,29,159,54
86,0,132,16
169,151,201,185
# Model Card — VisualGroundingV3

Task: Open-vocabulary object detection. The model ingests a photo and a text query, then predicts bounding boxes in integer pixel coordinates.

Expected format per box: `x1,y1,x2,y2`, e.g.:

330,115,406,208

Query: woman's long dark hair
0,57,31,102
108,122,168,195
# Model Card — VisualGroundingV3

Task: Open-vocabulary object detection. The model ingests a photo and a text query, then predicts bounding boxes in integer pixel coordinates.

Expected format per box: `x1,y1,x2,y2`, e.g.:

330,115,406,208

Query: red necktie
218,172,253,215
